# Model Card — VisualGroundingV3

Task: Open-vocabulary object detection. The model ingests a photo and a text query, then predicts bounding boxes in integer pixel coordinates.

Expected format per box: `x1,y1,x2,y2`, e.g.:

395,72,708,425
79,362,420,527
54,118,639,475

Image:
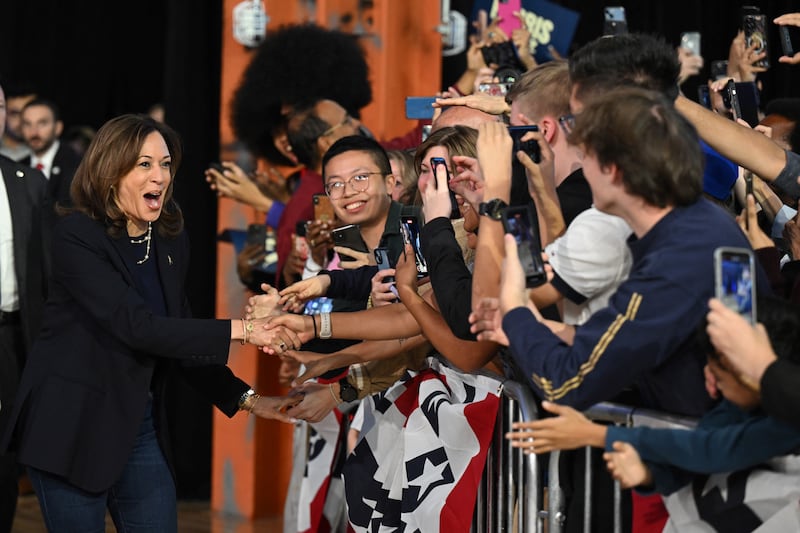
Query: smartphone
714,247,756,324
246,223,267,248
374,247,395,283
303,297,334,315
294,221,309,260
710,60,729,80
429,156,461,219
697,85,711,109
501,204,547,288
734,81,760,128
478,82,511,97
399,215,428,278
780,26,795,58
313,193,335,223
331,224,369,262
723,79,742,122
496,0,523,36
508,125,541,164
603,6,628,36
405,97,436,120
209,162,226,174
743,13,769,69
680,32,701,56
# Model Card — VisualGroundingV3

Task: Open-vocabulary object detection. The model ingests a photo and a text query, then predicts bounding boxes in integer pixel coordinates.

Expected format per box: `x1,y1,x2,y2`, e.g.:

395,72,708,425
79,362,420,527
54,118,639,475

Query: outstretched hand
505,401,605,454
249,394,302,424
279,275,331,312
603,441,652,489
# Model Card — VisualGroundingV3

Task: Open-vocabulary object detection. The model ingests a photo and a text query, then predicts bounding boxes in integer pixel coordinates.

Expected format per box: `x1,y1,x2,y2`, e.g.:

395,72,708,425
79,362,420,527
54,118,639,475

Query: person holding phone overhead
0,114,300,531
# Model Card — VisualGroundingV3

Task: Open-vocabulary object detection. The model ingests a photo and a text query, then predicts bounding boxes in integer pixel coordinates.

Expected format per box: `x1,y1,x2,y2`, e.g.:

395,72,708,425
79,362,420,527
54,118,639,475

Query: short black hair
570,33,681,105
2,80,38,99
23,97,62,122
321,135,391,182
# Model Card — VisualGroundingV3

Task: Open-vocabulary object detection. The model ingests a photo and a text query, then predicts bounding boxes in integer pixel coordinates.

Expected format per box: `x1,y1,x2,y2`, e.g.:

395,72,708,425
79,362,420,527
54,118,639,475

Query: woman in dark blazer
0,114,301,531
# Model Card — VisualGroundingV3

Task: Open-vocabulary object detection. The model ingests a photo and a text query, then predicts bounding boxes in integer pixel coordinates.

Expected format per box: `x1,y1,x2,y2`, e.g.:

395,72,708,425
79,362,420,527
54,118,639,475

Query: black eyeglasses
325,171,382,198
558,114,576,135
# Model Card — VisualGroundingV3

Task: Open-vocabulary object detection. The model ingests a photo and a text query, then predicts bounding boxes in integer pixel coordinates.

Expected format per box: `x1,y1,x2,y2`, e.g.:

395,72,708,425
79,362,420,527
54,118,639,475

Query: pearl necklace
129,222,152,264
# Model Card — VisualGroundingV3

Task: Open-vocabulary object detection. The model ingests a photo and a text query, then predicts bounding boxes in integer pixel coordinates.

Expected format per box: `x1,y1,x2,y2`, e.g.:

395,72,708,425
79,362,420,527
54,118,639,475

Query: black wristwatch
478,198,508,220
338,377,358,402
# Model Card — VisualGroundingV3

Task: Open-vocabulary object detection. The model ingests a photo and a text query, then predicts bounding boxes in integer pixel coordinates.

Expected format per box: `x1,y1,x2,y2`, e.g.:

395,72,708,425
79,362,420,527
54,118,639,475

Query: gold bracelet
247,393,260,413
240,318,246,345
243,319,254,345
329,383,340,404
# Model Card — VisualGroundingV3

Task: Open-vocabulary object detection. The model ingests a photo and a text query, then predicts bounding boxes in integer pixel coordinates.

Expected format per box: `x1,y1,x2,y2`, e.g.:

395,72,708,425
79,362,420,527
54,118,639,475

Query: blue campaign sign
472,0,581,63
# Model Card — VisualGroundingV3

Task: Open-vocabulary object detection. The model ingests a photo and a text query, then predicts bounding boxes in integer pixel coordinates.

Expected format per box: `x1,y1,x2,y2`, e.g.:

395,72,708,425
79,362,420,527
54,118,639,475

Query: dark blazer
1,212,248,492
21,141,81,207
0,156,49,437
0,155,49,349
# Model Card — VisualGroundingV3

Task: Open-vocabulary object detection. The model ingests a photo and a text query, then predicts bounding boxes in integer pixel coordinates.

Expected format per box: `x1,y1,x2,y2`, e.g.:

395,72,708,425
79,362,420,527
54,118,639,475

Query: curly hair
230,24,372,165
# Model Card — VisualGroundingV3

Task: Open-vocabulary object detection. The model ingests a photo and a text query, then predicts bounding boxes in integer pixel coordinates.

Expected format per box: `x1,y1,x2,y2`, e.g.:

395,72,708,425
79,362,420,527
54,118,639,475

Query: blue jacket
503,198,768,416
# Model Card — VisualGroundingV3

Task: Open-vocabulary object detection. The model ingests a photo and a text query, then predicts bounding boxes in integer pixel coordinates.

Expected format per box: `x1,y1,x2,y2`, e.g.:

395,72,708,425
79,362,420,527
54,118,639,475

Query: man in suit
20,98,81,207
0,81,50,533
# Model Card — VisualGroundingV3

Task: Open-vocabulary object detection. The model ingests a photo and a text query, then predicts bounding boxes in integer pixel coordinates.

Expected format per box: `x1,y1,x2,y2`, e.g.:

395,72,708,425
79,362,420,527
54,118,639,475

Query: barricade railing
473,381,697,533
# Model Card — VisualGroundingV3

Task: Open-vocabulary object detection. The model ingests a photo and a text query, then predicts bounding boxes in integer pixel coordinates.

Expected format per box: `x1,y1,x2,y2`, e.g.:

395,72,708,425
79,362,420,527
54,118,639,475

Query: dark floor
13,494,283,532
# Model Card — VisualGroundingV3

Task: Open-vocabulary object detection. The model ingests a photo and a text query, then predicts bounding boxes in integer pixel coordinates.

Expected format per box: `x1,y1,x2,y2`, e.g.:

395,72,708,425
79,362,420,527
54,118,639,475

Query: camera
480,41,525,84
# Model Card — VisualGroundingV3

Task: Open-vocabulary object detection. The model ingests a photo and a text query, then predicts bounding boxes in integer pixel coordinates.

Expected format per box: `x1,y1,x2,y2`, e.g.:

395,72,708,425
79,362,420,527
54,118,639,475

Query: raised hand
450,155,486,209
246,284,283,319
468,297,509,345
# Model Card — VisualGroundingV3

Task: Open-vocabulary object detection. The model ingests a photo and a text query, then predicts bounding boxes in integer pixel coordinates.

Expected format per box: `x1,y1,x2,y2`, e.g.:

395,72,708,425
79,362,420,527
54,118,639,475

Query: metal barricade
474,381,697,533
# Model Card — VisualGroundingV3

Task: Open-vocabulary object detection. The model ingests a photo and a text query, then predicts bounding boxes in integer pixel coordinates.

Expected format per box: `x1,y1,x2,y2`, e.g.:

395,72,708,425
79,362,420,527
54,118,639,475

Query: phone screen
501,205,547,288
400,216,428,278
734,82,760,128
303,297,334,315
714,247,757,324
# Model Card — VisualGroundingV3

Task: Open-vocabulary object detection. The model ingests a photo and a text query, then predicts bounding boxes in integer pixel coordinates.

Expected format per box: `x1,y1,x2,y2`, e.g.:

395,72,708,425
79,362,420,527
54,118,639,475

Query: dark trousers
27,399,177,532
0,320,24,533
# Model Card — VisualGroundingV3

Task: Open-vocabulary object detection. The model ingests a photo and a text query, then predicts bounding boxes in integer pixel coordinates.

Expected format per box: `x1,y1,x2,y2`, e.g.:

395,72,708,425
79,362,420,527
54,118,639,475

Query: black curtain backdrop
0,0,223,498
2,0,799,498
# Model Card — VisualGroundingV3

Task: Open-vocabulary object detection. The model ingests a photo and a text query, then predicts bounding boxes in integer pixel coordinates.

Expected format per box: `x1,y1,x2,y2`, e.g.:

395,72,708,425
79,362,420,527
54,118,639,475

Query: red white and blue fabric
342,357,502,532
293,408,349,533
662,454,800,532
